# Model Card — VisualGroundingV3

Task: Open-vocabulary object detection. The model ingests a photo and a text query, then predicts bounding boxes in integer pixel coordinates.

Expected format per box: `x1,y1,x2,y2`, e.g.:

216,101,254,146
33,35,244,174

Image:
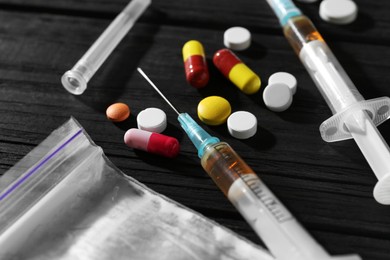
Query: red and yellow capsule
182,40,209,88
213,49,261,94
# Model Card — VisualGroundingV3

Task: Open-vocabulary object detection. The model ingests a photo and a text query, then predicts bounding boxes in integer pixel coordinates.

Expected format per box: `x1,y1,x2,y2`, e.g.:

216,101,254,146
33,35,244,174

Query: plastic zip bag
0,117,274,260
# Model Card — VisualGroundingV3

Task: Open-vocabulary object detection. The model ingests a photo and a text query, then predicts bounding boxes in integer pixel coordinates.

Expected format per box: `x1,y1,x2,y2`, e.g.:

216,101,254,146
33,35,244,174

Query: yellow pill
197,96,231,126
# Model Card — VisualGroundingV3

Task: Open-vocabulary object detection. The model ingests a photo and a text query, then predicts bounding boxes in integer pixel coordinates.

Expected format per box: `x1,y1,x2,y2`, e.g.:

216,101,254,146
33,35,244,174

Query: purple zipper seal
0,129,83,201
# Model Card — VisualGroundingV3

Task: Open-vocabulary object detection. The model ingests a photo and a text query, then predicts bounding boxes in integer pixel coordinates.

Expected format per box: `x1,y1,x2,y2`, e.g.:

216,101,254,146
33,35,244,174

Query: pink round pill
124,128,180,158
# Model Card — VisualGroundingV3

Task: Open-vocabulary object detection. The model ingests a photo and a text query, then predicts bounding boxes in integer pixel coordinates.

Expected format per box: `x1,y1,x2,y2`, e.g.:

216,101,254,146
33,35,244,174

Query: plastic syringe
137,68,360,260
265,0,390,204
61,0,151,95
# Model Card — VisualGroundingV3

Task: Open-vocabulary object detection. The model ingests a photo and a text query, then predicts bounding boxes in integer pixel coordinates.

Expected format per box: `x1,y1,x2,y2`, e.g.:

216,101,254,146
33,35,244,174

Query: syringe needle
137,68,181,115
138,69,357,260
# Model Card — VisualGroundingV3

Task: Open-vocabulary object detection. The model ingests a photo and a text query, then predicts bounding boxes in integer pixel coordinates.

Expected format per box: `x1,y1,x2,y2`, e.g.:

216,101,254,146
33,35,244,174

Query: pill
124,128,180,158
106,103,130,122
197,96,231,126
268,72,297,95
319,0,358,25
263,83,293,112
182,40,209,88
213,49,261,94
137,107,167,133
227,111,257,139
224,27,251,51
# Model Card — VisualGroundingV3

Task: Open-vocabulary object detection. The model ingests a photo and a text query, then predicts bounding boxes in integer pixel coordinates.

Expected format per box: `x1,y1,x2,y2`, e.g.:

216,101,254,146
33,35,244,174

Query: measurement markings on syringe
216,145,235,162
243,176,293,223
214,144,293,223
241,174,293,223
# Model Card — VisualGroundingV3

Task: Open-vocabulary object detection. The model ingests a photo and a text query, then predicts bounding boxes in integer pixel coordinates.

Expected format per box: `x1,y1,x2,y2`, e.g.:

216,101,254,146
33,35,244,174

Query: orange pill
106,103,130,122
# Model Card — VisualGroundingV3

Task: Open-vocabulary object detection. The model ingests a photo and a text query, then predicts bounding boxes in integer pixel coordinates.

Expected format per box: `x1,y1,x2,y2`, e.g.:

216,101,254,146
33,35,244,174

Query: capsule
124,128,180,158
213,49,261,94
182,40,209,88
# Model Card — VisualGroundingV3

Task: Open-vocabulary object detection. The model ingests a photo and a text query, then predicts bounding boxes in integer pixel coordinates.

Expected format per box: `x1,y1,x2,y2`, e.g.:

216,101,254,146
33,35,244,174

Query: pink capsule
124,128,180,158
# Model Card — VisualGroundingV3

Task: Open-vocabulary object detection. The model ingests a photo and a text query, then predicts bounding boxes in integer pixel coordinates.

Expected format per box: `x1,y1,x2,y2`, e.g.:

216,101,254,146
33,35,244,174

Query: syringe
61,0,151,95
137,68,360,260
265,0,390,204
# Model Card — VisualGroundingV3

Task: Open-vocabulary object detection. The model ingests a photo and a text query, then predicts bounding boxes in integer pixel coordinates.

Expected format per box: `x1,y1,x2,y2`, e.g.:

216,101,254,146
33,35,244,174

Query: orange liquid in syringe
283,16,324,55
201,142,254,196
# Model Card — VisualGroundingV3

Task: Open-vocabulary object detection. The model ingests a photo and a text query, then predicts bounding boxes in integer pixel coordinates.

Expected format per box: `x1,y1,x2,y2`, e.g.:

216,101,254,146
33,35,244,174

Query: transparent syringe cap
62,69,87,95
61,61,94,95
320,97,390,142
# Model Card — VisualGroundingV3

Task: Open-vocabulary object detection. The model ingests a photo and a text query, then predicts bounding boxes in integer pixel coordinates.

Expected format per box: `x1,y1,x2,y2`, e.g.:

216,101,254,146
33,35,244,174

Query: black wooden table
1,0,390,259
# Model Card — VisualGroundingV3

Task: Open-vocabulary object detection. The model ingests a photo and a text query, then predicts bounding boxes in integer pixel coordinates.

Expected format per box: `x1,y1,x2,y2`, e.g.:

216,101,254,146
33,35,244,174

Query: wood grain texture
0,0,390,259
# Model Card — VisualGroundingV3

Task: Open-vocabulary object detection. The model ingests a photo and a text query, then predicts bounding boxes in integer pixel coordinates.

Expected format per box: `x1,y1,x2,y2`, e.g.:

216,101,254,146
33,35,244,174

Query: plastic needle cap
62,0,151,95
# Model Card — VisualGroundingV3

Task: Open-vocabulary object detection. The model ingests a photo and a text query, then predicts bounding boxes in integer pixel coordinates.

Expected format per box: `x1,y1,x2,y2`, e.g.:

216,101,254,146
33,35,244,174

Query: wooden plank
0,0,389,44
0,1,389,258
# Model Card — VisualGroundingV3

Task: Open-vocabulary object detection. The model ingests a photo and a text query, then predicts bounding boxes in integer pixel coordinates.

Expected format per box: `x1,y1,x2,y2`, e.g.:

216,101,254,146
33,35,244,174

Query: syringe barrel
200,142,333,260
284,16,364,113
277,5,390,205
61,0,151,95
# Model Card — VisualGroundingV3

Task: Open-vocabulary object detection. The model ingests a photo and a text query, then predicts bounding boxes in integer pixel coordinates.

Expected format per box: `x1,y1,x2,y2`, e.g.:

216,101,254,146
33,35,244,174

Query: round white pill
268,72,297,95
137,107,167,133
263,83,293,112
319,0,358,25
224,27,251,51
227,111,257,139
